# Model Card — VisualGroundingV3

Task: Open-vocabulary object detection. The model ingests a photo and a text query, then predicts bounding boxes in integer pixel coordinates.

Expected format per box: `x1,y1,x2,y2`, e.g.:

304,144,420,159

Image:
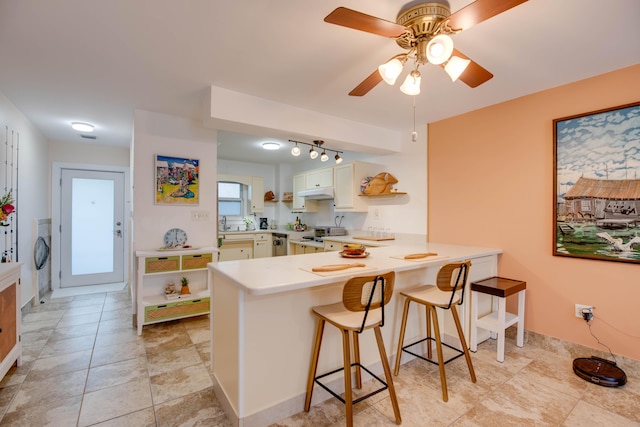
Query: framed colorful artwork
155,155,199,205
553,101,640,264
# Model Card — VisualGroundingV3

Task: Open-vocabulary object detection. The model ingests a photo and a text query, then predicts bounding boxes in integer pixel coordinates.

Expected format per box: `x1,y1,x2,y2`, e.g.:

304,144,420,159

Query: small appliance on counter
259,217,269,230
313,226,346,242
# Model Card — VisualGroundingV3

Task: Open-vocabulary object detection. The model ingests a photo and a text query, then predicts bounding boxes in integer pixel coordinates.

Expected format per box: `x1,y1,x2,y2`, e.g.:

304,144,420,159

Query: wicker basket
145,297,210,322
145,256,180,273
182,253,213,270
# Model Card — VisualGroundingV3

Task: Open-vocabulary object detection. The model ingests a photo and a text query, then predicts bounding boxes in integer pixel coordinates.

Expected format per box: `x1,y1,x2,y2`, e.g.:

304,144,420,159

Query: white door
60,169,125,287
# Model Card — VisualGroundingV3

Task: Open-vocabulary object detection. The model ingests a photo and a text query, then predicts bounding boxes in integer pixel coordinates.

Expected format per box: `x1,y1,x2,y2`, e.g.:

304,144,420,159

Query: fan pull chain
411,96,417,142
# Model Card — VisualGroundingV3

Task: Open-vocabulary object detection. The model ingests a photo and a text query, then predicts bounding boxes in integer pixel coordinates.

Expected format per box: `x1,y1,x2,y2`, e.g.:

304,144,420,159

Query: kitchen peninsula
208,237,502,427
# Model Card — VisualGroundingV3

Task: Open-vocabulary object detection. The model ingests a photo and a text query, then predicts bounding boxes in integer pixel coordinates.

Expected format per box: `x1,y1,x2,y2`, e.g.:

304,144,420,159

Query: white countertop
209,241,501,296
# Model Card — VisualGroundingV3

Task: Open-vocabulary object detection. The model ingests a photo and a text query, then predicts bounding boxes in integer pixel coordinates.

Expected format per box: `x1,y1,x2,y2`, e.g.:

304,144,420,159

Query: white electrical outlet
575,304,592,318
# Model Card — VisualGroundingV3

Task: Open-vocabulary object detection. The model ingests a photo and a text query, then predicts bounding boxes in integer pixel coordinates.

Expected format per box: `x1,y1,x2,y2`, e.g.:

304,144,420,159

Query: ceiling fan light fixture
262,142,280,150
444,56,471,82
309,147,318,159
400,70,421,96
378,58,404,85
291,143,301,156
426,34,454,65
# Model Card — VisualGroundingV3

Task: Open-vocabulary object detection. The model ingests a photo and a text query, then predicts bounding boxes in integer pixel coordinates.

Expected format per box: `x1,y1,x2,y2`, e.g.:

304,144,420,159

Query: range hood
297,187,334,200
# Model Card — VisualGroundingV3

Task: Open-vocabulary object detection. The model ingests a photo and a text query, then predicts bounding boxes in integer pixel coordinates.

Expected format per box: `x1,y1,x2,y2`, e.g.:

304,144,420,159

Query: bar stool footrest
402,337,465,366
314,363,389,405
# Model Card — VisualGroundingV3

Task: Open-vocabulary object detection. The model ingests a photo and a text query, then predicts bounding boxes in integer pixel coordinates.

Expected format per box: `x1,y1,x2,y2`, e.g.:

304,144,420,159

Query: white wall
0,91,49,307
207,86,427,236
133,110,218,250
49,140,129,166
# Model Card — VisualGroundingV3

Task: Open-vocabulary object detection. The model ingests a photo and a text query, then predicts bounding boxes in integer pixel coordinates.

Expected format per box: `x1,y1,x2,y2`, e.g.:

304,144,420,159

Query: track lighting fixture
289,139,344,164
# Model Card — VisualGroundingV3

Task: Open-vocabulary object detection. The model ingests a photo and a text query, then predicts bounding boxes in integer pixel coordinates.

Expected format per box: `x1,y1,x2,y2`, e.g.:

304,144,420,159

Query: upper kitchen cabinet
305,167,333,188
250,176,264,213
292,173,318,212
334,162,378,212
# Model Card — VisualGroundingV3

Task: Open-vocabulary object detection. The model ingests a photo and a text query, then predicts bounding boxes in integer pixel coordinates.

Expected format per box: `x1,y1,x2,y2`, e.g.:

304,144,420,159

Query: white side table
470,277,526,363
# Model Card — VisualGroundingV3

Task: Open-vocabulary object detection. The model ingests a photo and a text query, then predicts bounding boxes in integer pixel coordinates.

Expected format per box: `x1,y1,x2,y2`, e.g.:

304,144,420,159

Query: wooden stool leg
352,331,362,389
394,298,411,375
428,305,448,402
374,326,402,425
426,304,432,359
341,328,354,427
304,318,325,411
451,305,476,383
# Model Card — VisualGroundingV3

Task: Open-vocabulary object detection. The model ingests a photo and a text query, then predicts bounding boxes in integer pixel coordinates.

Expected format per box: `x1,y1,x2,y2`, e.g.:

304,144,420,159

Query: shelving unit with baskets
135,247,215,335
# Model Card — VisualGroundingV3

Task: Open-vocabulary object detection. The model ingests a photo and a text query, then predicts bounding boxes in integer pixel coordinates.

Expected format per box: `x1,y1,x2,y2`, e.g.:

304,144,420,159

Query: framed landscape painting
553,101,640,264
155,155,199,205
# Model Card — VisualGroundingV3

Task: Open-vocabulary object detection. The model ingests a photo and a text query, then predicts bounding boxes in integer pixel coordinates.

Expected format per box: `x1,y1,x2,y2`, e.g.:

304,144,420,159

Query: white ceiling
1,0,639,164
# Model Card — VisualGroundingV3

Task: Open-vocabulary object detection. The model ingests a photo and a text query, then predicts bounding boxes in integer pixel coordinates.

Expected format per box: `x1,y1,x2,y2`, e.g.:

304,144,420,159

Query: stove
302,235,323,243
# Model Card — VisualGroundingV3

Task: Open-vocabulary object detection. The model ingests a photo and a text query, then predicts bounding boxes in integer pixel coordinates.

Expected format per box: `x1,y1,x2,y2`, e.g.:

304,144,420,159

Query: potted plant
180,276,191,295
243,216,254,231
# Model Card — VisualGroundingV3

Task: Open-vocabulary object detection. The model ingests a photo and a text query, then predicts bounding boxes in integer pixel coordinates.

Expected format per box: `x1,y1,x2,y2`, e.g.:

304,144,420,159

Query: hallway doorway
52,163,129,290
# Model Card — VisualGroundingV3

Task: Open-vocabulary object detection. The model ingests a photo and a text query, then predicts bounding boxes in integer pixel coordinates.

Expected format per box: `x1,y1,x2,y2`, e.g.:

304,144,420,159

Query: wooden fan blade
446,49,494,88
447,0,528,32
349,69,383,96
324,7,406,38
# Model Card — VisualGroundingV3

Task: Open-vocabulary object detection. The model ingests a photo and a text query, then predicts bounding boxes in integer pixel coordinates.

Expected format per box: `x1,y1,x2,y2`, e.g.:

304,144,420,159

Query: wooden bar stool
304,271,401,427
470,276,526,362
393,260,476,402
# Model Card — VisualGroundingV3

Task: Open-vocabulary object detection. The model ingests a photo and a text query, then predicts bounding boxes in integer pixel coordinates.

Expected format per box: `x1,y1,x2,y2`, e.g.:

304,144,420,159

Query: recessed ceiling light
71,122,94,132
262,142,280,150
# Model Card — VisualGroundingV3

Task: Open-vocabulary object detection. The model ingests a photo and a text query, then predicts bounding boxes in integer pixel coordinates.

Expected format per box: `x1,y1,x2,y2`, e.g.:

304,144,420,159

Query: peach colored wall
428,64,640,360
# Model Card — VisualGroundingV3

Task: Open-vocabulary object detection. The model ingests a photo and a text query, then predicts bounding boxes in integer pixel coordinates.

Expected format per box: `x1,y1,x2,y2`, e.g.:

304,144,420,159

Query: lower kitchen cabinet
253,233,272,259
291,242,324,255
323,240,343,251
0,263,21,382
135,248,214,335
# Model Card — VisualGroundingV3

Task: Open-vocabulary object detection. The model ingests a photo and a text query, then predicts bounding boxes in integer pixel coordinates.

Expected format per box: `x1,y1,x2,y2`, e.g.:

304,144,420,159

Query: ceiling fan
324,0,529,96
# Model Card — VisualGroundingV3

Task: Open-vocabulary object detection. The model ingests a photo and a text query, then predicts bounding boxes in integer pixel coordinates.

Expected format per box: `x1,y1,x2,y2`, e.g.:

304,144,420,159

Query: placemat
300,265,375,277
390,254,449,262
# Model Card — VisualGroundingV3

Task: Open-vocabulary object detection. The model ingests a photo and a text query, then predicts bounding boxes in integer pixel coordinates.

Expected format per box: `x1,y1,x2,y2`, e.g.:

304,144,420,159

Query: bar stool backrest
342,271,395,332
436,261,471,308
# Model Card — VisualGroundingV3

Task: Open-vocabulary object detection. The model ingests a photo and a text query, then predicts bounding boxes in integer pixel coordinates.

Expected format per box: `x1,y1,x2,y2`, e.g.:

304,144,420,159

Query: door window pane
71,178,114,275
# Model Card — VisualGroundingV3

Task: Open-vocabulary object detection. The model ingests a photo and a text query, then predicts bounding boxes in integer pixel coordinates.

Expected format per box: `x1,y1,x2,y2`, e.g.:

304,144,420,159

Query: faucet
221,216,230,231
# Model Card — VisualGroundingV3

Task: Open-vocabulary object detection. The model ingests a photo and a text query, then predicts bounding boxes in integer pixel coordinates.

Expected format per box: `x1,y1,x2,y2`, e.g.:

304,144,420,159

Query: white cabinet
305,167,333,189
291,241,323,255
334,162,377,212
323,240,343,252
254,233,272,258
219,239,253,261
250,176,264,213
0,263,21,383
135,248,214,335
292,173,318,212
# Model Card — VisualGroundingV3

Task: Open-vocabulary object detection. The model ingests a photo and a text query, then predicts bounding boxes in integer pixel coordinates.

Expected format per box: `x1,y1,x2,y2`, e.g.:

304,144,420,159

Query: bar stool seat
304,271,401,427
470,276,526,363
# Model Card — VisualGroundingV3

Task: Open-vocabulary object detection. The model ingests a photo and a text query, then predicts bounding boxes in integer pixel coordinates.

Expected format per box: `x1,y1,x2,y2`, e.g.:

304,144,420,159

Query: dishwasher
272,233,288,256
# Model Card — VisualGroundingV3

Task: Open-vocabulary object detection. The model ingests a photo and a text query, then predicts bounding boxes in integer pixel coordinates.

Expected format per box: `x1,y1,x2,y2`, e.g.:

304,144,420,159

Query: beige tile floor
1,286,639,426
